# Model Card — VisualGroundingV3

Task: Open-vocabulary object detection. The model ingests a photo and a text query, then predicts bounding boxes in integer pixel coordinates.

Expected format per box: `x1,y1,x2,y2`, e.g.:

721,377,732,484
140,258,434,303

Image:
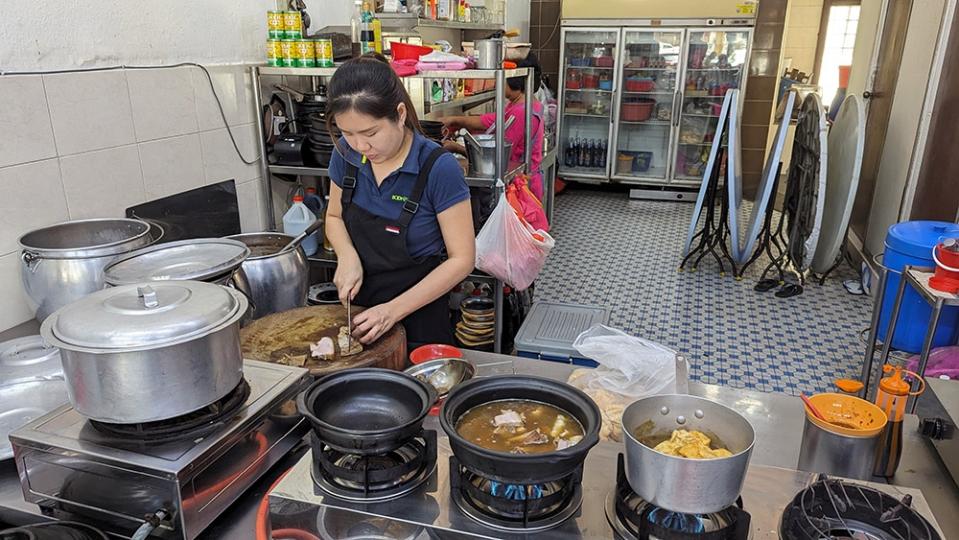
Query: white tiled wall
0,64,267,331
782,0,825,77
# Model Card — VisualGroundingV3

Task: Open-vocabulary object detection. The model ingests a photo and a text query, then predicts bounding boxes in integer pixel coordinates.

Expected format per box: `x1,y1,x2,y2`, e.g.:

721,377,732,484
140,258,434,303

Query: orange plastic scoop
805,393,888,437
835,379,864,394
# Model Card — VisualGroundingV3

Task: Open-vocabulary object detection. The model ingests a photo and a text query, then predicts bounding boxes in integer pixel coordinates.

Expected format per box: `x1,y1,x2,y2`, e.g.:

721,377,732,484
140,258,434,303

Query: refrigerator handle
673,92,682,127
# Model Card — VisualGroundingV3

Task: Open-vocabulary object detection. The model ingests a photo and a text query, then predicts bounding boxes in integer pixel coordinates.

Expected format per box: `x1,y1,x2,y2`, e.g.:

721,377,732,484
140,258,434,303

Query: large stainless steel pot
19,218,153,322
622,394,755,514
103,238,250,286
40,281,248,424
226,233,308,319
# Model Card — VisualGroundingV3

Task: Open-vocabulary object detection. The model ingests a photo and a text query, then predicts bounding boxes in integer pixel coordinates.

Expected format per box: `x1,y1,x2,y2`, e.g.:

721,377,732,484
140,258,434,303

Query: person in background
324,55,475,349
441,54,546,201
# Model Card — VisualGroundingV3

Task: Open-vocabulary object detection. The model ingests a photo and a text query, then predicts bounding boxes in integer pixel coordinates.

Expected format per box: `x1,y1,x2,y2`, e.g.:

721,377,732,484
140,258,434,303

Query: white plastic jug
283,195,318,256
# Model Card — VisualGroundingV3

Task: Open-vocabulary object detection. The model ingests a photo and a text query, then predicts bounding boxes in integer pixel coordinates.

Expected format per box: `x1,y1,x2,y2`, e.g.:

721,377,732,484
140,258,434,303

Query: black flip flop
754,279,779,292
776,283,803,298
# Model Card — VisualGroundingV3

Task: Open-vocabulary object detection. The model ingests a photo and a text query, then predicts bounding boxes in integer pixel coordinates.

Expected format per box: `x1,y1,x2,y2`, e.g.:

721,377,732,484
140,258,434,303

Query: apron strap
341,160,359,208
397,146,447,229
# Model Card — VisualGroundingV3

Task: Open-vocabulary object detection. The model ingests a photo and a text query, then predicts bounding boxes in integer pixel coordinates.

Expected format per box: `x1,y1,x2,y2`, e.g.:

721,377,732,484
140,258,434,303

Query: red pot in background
583,73,600,88
621,99,656,122
593,56,614,67
625,78,654,92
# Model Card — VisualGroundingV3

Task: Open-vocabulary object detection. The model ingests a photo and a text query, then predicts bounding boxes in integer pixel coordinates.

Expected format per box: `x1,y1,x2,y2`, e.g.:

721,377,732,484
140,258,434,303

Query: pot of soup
439,375,601,483
622,394,755,514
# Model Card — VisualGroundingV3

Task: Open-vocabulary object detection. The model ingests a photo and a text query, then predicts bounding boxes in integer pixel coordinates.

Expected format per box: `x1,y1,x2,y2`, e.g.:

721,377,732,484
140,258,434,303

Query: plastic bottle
370,7,383,53
303,187,325,216
350,0,363,53
283,195,318,256
359,1,376,54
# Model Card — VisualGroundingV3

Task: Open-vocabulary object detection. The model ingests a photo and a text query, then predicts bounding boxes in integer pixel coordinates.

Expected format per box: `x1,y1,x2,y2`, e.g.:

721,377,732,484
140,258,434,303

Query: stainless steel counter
0,325,957,536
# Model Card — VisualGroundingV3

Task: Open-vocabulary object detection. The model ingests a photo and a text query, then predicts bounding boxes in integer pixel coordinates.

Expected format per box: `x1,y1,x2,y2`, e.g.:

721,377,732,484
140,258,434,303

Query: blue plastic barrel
878,221,959,353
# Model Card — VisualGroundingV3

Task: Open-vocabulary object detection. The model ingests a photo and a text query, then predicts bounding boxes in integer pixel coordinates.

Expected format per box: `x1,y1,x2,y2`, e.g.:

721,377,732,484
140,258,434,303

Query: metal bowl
404,358,475,400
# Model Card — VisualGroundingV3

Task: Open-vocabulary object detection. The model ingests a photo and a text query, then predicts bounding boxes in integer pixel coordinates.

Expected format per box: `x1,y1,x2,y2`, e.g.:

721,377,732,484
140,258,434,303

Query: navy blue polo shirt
328,132,470,258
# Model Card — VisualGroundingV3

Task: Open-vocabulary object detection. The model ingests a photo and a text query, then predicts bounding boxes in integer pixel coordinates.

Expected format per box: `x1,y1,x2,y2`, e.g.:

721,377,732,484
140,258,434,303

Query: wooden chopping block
240,305,407,376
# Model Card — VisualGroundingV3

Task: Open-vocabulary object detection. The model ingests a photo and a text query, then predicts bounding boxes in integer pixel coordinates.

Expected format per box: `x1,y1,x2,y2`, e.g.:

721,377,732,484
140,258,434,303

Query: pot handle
226,275,258,317
21,251,41,273
138,286,160,308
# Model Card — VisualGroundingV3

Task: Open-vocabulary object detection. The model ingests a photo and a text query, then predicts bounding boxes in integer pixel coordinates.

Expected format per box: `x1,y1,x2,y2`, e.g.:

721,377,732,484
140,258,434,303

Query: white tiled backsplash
0,64,269,331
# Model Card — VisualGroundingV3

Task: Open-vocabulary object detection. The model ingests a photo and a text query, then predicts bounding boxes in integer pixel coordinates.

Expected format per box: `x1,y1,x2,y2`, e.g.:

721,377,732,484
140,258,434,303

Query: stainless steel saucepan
621,394,755,514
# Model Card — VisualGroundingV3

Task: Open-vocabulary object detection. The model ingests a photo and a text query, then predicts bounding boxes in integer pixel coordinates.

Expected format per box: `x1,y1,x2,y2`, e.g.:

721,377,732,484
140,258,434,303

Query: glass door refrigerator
556,28,621,182
610,29,685,184
671,28,753,186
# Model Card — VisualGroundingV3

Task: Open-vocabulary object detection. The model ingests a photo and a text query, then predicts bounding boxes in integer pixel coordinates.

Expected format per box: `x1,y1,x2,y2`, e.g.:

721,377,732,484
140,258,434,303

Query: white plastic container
283,195,318,256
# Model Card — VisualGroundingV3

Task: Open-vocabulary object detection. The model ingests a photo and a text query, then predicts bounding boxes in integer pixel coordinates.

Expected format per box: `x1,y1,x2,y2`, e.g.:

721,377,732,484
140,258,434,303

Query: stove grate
780,474,941,540
88,379,250,444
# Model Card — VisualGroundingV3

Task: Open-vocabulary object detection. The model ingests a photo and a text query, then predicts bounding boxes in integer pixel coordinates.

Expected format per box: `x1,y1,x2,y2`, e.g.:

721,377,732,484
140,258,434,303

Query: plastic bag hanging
475,193,554,291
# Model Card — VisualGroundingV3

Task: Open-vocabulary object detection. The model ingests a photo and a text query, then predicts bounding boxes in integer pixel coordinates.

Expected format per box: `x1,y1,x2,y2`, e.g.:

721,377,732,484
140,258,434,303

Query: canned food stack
266,10,334,68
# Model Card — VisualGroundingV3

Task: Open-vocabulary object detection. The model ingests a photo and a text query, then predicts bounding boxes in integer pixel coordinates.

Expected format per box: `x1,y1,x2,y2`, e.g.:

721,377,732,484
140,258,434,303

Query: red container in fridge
583,73,600,88
621,99,655,122
625,78,654,92
593,56,614,67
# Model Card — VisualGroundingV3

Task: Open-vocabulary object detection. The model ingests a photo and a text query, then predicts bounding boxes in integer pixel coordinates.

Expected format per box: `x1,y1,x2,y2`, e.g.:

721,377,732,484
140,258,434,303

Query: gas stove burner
311,429,437,502
607,454,750,540
780,474,941,540
88,379,250,444
449,456,583,532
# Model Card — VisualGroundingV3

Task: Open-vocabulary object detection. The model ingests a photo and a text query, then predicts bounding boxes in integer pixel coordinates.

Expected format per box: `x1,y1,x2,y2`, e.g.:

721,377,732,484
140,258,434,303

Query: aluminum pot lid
103,238,250,285
45,281,246,350
0,335,62,386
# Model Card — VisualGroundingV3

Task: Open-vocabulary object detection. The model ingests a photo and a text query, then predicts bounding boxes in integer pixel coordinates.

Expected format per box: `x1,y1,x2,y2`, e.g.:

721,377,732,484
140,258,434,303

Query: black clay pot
440,375,601,483
298,368,436,455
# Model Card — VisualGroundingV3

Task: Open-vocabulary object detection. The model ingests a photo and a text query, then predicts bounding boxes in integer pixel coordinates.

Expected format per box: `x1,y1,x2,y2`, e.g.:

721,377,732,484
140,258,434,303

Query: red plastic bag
506,176,549,232
475,193,555,291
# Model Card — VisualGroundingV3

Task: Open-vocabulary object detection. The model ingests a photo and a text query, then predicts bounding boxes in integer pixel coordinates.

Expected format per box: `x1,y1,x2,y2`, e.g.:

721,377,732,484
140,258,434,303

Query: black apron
341,146,454,349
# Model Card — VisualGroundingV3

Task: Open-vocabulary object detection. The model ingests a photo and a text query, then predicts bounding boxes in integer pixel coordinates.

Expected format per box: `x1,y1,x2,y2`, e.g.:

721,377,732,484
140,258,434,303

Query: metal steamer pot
227,233,308,319
622,394,755,514
40,281,248,424
19,218,153,322
298,368,436,455
440,376,601,483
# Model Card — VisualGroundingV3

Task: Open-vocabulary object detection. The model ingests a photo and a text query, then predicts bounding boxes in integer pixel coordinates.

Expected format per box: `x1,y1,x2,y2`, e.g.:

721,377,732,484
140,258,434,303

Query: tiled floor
535,187,872,395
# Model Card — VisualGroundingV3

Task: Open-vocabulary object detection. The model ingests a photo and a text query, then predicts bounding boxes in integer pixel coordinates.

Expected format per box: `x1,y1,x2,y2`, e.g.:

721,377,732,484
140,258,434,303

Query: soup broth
455,399,585,454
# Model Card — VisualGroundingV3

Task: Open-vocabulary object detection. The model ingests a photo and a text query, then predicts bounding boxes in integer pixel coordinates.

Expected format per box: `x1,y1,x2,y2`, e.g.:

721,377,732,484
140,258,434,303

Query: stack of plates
455,296,495,348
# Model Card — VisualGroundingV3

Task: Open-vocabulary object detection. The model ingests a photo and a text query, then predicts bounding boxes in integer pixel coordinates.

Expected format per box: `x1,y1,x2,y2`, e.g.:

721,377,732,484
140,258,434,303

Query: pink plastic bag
907,346,959,379
475,193,555,291
507,176,549,232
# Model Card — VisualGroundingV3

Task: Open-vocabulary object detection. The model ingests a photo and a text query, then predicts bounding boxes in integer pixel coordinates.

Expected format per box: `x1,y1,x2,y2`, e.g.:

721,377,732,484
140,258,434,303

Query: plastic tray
514,301,611,366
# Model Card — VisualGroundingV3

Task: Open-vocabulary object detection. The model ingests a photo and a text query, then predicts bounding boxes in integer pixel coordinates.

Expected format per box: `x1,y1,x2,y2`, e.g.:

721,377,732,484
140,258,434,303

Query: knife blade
346,297,352,352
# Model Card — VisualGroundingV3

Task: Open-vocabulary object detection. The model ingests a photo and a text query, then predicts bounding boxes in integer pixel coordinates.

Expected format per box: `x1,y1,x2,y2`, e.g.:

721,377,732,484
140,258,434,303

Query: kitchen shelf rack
251,64,535,354
425,91,495,114
377,13,504,32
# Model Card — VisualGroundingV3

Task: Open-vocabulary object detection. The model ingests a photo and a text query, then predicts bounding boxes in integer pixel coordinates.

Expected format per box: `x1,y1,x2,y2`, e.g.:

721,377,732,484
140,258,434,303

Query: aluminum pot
40,281,248,424
465,134,513,179
622,394,755,514
474,38,504,69
19,218,153,322
227,233,308,319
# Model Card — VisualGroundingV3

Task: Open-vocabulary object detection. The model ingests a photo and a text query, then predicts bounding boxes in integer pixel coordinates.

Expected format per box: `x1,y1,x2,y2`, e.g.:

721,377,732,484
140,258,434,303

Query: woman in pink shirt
441,54,546,201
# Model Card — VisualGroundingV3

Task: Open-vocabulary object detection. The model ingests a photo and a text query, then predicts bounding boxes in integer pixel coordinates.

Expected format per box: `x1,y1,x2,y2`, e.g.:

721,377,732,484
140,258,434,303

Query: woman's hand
440,116,462,132
333,254,363,303
351,302,399,344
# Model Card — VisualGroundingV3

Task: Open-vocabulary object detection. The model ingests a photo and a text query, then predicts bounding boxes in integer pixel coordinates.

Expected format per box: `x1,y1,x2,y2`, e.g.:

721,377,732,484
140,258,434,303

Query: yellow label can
283,11,303,39
315,38,334,67
294,39,316,67
279,39,298,68
267,11,284,39
266,39,282,67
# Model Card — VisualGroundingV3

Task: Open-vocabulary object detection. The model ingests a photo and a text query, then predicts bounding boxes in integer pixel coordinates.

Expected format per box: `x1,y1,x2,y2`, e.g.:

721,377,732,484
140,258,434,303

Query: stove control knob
919,417,954,440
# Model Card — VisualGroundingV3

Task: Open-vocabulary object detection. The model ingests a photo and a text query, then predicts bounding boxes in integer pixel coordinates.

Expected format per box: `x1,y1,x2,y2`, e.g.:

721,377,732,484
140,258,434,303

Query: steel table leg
877,268,909,377
910,298,944,413
861,265,889,398
493,278,504,354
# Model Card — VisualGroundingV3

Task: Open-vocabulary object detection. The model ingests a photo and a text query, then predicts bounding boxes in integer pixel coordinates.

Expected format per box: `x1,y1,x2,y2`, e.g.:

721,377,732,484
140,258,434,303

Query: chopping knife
347,297,352,352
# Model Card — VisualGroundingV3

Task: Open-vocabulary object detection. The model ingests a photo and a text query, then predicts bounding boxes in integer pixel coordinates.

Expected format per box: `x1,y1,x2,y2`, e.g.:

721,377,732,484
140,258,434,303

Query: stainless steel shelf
564,88,614,94
686,67,742,71
621,120,670,125
622,91,673,95
268,165,329,176
425,91,494,113
564,112,611,118
683,113,722,118
465,164,524,188
624,67,675,71
377,13,503,31
564,65,614,70
257,66,530,80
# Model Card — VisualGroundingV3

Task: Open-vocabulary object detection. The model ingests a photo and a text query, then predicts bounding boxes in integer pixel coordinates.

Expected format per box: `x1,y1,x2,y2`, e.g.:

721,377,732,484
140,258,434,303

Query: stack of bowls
307,112,340,168
455,296,495,349
419,120,445,144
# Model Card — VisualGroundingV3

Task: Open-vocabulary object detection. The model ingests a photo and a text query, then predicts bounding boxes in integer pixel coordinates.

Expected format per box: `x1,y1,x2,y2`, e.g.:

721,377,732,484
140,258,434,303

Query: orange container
805,393,887,437
838,65,851,89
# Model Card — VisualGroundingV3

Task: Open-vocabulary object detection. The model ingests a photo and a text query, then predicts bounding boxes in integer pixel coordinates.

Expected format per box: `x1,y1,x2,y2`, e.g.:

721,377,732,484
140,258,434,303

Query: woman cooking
325,55,474,349
441,54,546,200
